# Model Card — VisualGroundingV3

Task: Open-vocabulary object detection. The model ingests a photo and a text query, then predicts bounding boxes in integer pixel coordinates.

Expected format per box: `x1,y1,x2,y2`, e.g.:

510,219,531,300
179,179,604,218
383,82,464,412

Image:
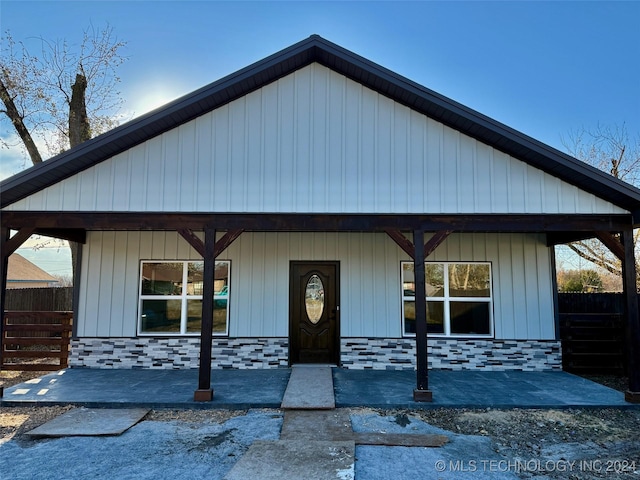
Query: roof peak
2,35,639,219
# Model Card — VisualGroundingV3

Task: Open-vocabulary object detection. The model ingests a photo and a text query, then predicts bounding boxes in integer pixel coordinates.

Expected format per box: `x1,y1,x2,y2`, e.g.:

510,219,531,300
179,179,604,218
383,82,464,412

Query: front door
289,261,339,365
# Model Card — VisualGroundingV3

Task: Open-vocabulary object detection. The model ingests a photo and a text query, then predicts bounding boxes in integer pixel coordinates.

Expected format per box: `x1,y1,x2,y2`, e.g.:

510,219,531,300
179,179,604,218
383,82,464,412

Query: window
402,262,492,337
138,260,230,335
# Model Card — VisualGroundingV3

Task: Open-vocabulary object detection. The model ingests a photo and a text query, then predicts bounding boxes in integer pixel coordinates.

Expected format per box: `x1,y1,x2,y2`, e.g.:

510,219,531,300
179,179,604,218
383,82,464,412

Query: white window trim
401,261,494,338
138,260,230,336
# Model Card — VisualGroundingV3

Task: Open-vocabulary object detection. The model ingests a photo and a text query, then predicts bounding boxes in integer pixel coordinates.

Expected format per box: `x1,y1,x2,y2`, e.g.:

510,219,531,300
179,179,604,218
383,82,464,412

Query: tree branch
567,243,620,276
0,72,43,164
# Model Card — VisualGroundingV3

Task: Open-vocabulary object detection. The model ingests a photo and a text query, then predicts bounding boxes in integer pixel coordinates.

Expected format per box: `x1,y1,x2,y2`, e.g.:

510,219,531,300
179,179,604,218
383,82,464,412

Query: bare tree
1,24,127,278
563,124,640,186
1,24,126,164
560,124,640,286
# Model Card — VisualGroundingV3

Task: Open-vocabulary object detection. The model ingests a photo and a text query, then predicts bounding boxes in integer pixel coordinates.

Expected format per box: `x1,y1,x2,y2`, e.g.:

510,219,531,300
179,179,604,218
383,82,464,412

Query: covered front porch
1,211,640,403
0,367,634,410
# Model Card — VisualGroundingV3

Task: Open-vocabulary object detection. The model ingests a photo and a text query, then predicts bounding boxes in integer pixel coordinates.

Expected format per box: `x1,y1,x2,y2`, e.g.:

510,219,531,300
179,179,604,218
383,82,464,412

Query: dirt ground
2,368,639,479
415,407,640,478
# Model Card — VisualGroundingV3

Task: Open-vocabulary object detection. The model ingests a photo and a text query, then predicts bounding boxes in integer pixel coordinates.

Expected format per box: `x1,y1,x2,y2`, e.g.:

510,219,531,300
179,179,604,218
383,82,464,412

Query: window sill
402,334,495,339
137,333,229,337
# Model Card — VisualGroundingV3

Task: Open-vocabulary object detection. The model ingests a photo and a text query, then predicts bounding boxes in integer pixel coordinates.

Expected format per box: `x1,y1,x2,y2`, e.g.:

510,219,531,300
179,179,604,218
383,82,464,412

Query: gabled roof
2,35,640,221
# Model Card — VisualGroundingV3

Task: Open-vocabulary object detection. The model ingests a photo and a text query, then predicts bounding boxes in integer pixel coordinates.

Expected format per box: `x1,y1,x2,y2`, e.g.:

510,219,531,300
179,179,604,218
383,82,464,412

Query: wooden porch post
622,228,640,402
0,227,10,371
194,227,216,401
71,244,83,339
413,229,432,401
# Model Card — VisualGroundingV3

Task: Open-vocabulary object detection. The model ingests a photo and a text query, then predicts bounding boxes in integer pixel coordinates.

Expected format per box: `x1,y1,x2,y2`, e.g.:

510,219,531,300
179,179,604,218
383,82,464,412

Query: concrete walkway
280,409,448,447
1,367,635,409
281,365,335,409
225,367,449,480
224,439,355,480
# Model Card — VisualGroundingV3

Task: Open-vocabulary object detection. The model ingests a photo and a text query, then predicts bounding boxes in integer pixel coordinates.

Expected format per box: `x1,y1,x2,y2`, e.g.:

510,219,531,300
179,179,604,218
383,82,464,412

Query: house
6,253,59,289
1,36,639,402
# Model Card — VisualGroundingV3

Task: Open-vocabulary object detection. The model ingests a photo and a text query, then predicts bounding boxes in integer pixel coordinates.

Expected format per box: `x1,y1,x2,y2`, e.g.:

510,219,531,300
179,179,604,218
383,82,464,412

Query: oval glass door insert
305,274,325,324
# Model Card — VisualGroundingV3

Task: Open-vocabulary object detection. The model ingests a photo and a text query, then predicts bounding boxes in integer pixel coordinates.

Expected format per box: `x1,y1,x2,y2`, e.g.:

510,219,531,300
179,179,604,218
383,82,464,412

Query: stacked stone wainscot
70,337,561,371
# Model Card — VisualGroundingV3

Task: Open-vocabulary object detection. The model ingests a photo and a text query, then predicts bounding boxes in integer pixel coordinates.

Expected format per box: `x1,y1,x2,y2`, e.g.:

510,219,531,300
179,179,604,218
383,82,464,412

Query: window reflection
141,299,182,332
141,263,183,295
139,260,230,335
402,262,492,337
448,264,490,297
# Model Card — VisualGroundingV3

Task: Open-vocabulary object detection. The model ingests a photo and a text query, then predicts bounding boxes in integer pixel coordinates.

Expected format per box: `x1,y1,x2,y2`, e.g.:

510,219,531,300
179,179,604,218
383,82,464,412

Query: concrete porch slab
25,407,149,438
0,368,290,409
1,368,635,410
332,369,633,409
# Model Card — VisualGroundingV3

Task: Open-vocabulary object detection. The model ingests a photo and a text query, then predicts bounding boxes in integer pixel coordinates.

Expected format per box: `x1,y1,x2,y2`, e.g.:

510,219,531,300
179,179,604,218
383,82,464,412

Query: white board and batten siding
77,231,556,341
4,64,627,217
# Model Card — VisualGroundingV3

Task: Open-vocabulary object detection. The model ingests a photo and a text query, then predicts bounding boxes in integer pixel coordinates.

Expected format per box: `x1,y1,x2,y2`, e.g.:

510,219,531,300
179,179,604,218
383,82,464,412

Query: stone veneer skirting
69,338,289,369
70,337,561,371
340,338,562,371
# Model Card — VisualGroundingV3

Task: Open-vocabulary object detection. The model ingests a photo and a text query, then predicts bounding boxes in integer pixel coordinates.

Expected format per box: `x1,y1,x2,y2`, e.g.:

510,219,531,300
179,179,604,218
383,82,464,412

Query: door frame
288,261,340,366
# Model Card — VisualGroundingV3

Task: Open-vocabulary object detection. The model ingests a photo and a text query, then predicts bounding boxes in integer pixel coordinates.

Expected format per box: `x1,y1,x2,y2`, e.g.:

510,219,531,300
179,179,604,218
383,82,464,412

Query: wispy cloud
0,128,62,181
0,137,30,180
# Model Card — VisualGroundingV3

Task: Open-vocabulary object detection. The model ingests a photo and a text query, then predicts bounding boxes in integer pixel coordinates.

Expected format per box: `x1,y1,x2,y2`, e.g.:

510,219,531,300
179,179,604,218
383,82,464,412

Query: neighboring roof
7,253,58,284
2,35,640,221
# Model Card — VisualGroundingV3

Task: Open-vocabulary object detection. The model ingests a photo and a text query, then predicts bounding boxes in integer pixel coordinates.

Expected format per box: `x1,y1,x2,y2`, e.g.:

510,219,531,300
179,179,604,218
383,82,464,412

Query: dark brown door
289,261,339,365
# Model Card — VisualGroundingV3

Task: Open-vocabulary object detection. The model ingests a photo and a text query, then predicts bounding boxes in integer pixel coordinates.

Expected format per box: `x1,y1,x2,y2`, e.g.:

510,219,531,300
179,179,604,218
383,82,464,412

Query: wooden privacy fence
4,287,73,311
558,293,628,375
1,311,73,371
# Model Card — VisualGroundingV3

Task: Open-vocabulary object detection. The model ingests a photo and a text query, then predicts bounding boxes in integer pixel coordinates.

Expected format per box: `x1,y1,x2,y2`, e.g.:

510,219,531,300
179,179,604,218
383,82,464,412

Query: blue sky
2,0,640,276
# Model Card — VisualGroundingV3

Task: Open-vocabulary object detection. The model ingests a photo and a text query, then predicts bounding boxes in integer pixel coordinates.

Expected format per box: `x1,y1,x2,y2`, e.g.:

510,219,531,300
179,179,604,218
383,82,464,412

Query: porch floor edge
1,368,636,410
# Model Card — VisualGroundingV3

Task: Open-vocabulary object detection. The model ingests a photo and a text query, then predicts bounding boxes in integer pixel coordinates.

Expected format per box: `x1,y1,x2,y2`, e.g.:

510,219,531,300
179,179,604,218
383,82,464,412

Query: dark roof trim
2,211,633,233
2,35,640,222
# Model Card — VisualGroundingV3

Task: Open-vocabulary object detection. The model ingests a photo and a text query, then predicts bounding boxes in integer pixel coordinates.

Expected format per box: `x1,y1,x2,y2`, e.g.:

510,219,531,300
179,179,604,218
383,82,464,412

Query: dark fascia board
2,34,640,222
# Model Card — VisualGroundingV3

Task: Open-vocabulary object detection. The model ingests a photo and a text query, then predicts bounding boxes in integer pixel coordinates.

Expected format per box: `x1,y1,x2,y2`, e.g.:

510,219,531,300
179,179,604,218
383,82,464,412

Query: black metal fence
558,293,629,375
